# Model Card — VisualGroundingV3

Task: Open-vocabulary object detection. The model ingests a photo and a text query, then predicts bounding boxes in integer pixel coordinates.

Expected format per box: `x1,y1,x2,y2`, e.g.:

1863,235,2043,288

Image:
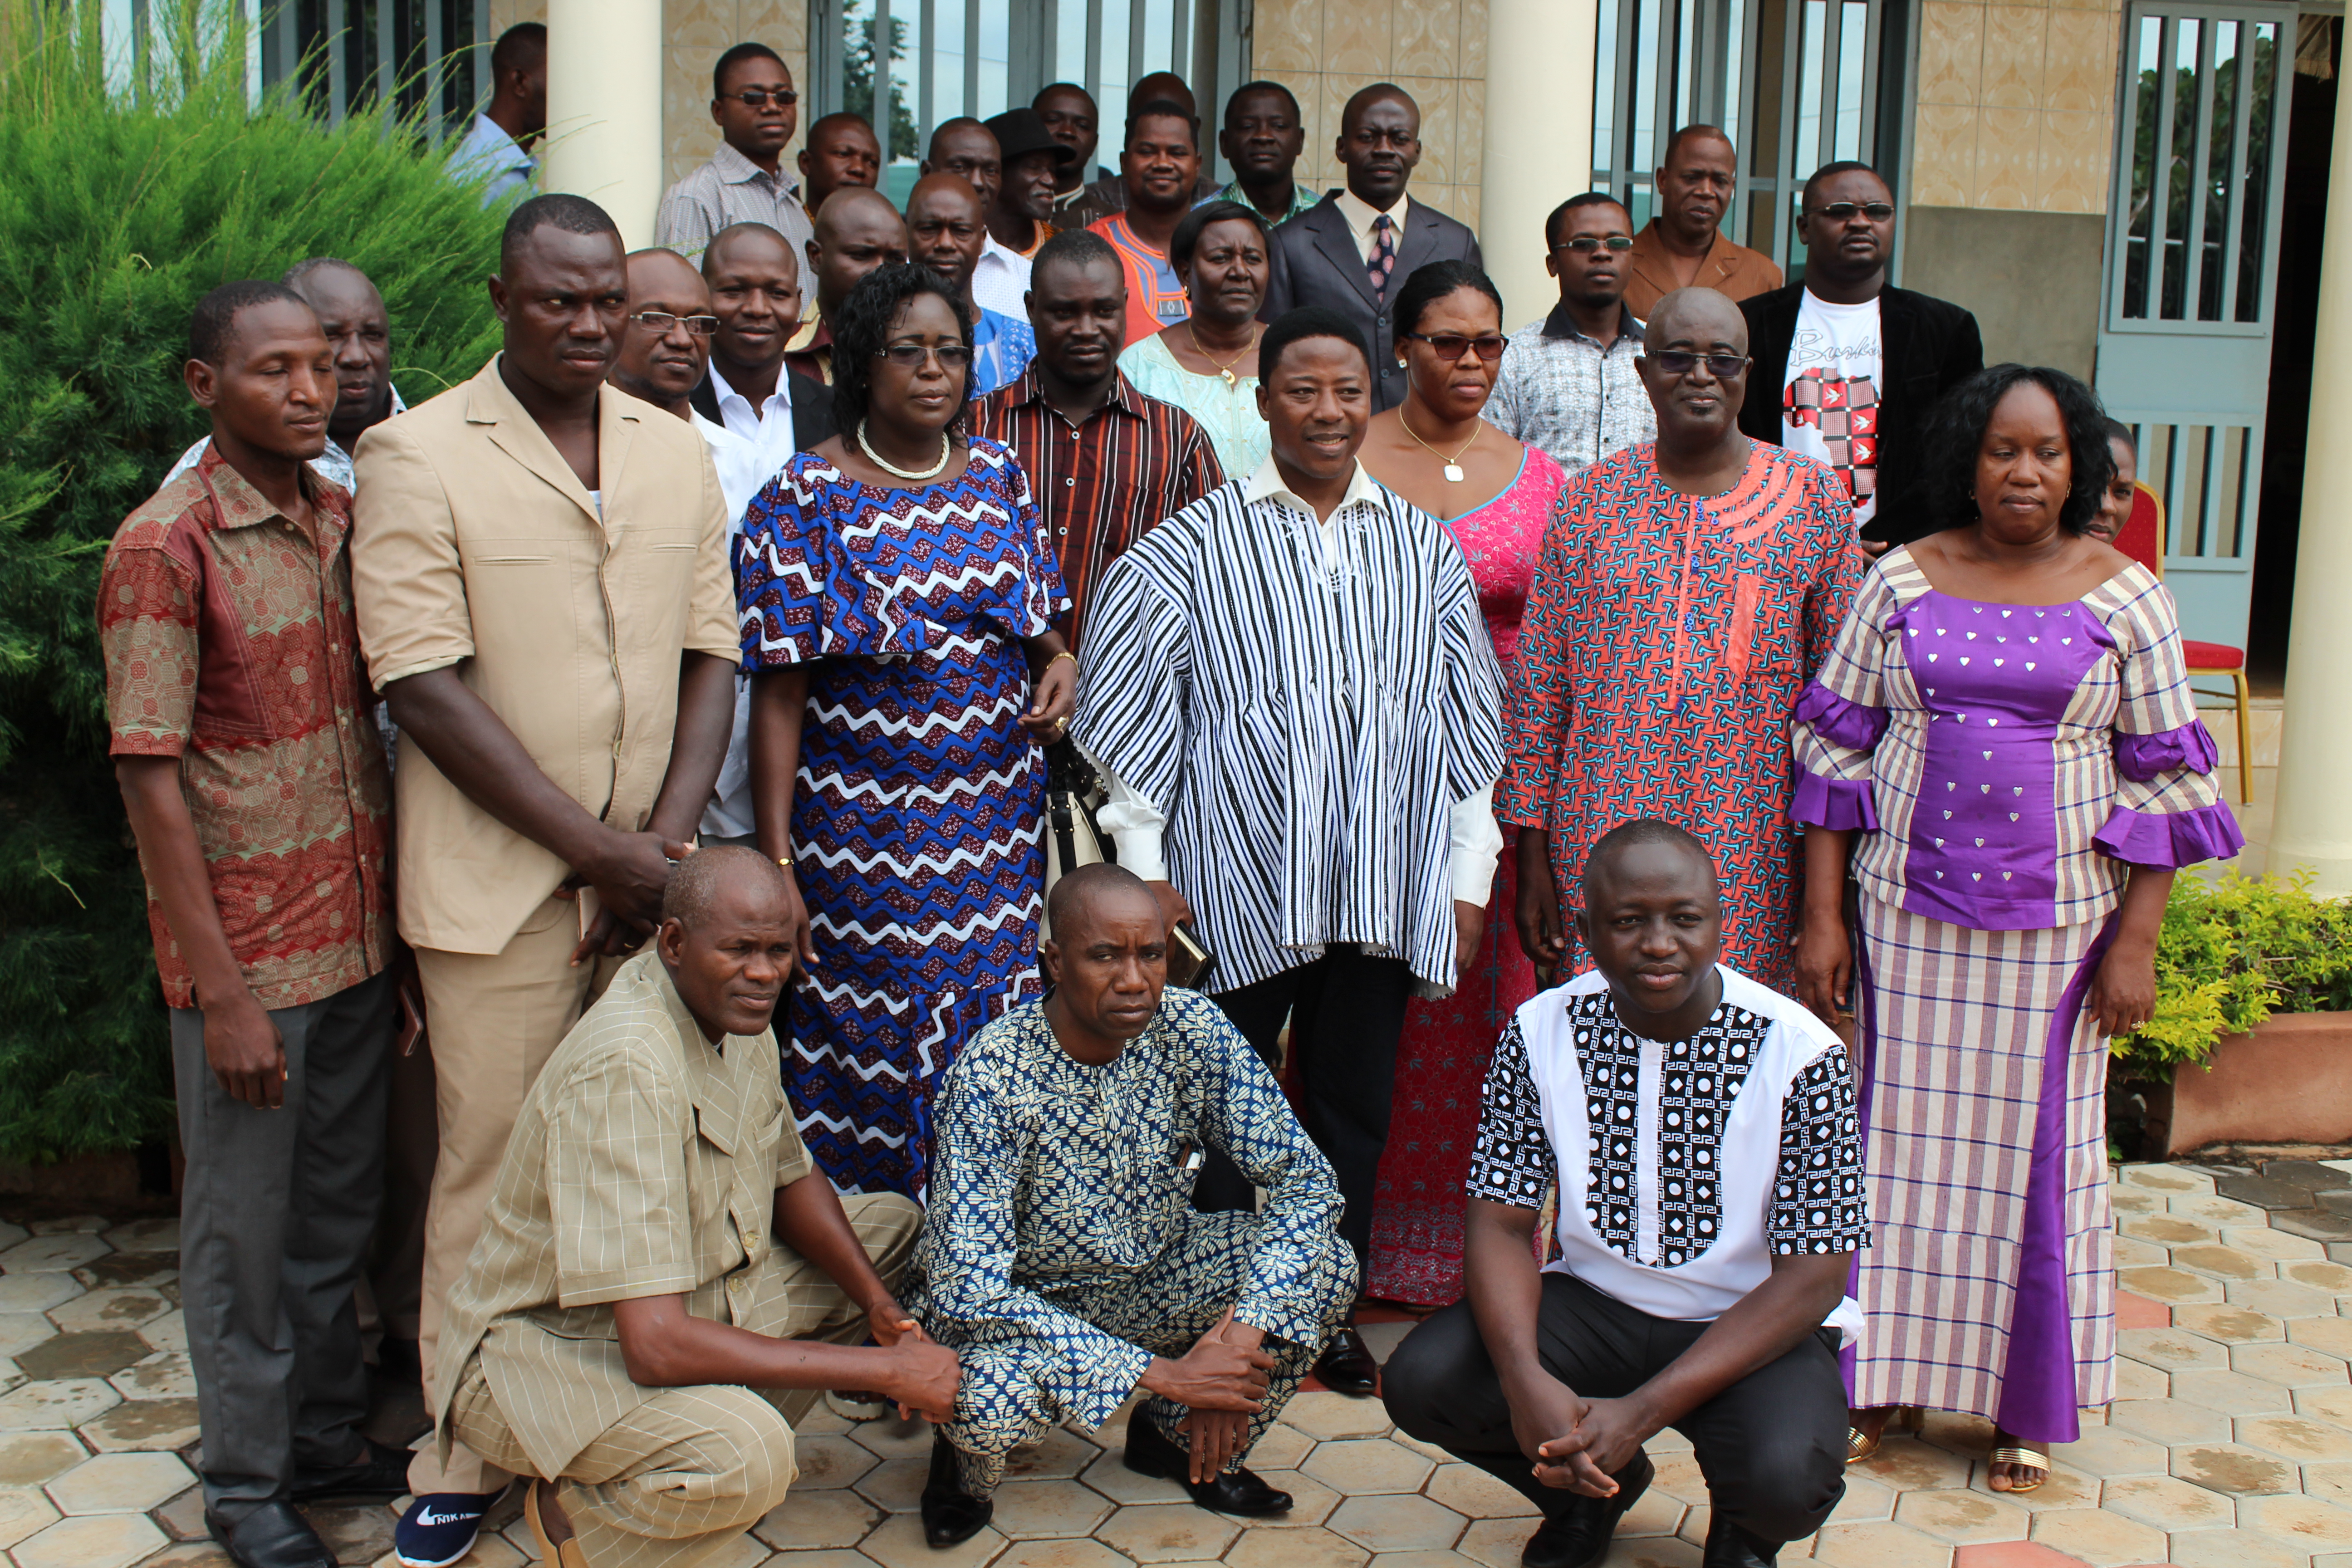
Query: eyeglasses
728,88,799,108
1809,201,1895,222
1553,236,1635,254
628,310,720,336
1403,332,1508,362
877,342,975,369
1643,350,1751,378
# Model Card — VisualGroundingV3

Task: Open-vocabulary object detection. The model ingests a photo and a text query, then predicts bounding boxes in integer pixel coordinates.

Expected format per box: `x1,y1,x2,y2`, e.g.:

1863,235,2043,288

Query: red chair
2111,482,2254,804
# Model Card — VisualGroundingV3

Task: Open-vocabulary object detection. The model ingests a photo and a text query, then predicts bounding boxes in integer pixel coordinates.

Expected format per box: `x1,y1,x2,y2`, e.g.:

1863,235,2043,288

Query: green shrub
0,0,502,1161
2113,869,2352,1083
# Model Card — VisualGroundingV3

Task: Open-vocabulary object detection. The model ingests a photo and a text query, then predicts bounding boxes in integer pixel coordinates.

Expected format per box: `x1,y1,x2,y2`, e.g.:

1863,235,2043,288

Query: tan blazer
1623,221,1785,319
352,358,736,955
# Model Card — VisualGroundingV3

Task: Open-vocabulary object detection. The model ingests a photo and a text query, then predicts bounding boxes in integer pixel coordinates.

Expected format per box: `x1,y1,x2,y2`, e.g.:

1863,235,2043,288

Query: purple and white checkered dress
1790,549,2241,1445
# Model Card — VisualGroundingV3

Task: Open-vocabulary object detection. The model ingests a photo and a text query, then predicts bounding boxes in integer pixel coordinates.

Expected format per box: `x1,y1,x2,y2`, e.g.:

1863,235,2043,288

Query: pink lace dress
1367,444,1567,1307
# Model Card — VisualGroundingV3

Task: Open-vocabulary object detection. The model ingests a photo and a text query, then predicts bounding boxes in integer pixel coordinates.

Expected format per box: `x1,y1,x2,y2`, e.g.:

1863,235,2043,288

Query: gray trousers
171,969,394,1519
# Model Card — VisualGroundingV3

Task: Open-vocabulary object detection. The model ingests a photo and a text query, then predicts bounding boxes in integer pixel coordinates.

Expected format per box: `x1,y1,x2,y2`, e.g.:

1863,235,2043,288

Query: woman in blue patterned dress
736,264,1077,1197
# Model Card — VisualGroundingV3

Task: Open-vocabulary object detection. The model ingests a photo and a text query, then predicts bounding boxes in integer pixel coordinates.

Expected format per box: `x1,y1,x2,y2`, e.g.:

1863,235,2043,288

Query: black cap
985,108,1077,169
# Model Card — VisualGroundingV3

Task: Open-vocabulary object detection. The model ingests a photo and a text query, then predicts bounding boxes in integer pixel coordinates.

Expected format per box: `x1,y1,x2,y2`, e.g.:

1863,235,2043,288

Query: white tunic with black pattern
1467,964,1869,1340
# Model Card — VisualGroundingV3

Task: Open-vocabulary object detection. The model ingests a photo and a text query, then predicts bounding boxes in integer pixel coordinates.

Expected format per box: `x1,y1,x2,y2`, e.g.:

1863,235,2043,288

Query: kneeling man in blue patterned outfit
910,862,1359,1547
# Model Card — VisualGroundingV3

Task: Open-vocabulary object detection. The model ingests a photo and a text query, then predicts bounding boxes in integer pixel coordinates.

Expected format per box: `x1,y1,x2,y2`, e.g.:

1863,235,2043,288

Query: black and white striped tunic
1072,470,1506,994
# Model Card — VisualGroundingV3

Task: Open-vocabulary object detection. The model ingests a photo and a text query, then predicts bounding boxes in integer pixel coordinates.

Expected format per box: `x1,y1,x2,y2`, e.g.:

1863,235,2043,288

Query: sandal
1989,1436,2050,1493
1845,1404,1924,1465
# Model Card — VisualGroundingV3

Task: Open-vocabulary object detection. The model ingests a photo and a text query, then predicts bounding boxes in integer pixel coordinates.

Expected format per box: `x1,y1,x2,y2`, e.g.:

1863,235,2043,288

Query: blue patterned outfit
735,440,1067,1197
971,308,1038,399
911,991,1357,1494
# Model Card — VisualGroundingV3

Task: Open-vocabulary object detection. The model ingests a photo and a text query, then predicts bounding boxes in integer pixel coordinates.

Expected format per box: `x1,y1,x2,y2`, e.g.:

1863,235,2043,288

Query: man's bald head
1046,863,1165,946
1642,287,1749,355
814,186,907,245
627,246,706,299
705,221,799,284
809,188,911,316
1580,818,1720,906
659,846,794,931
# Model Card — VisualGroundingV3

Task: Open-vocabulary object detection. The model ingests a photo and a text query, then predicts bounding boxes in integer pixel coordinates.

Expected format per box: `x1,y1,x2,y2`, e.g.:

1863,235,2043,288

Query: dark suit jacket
1260,195,1484,412
689,368,837,452
1738,282,1984,545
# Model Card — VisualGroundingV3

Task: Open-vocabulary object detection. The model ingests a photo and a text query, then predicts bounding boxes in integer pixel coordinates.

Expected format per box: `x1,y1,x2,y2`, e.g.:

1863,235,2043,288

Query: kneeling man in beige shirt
431,847,958,1568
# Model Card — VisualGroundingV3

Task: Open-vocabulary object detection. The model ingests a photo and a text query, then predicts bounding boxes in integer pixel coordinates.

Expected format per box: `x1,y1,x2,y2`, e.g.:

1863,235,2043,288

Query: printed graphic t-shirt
1779,289,1883,529
1090,213,1191,349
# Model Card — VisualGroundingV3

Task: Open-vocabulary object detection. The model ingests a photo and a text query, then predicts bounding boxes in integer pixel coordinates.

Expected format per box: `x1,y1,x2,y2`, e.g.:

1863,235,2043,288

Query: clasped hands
1509,1369,1658,1497
1138,1305,1276,1484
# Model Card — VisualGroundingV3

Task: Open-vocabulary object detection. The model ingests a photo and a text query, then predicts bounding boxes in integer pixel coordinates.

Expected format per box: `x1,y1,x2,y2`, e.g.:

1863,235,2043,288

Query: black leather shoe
1314,1324,1380,1397
1701,1512,1779,1567
919,1432,994,1548
1518,1450,1653,1568
206,1501,335,1568
1121,1410,1294,1516
291,1436,413,1500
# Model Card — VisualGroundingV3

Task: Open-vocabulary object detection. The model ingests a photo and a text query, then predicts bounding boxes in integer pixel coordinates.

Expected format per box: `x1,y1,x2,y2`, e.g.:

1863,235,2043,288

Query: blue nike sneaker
395,1488,507,1568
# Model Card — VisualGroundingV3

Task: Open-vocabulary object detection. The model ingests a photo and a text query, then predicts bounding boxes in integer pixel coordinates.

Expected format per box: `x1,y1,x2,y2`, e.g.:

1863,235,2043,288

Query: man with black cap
975,107,1072,318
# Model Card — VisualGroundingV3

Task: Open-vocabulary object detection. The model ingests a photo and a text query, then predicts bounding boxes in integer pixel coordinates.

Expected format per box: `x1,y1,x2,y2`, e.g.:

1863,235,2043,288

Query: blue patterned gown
735,439,1068,1196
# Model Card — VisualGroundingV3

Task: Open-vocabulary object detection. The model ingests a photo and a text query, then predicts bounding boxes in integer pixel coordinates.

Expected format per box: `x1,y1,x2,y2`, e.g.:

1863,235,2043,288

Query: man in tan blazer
351,193,739,1568
1622,124,1784,318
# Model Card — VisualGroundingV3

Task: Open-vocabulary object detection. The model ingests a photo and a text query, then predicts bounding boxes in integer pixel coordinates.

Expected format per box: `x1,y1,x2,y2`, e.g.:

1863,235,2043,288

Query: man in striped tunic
1075,305,1507,1395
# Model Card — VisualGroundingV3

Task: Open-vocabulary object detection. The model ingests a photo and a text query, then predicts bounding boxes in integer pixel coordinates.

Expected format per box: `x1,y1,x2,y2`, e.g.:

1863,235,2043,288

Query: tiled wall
1909,0,2123,213
1249,0,1490,232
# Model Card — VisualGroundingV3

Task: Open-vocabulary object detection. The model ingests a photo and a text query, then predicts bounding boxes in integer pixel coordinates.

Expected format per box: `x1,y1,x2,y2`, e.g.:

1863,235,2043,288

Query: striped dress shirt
970,368,1226,651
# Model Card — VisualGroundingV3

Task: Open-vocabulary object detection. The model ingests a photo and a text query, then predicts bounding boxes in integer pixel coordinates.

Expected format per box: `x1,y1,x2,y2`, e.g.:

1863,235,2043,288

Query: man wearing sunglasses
1485,192,1657,476
1738,161,1983,547
655,43,815,268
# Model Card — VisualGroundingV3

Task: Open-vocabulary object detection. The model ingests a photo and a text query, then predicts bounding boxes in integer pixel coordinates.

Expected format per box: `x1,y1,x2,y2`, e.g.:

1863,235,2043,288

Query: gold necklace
1399,408,1480,482
1185,322,1258,387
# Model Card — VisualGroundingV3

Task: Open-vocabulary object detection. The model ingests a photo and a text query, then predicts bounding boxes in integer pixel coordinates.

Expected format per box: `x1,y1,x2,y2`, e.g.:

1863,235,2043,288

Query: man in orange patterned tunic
103,280,408,1568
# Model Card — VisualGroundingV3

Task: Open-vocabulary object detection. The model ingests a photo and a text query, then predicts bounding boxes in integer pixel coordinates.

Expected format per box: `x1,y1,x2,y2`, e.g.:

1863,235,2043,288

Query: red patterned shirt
100,449,394,1010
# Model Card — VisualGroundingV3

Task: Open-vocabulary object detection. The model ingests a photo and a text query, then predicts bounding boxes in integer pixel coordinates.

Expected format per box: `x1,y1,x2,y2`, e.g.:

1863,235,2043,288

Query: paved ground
10,1154,2352,1566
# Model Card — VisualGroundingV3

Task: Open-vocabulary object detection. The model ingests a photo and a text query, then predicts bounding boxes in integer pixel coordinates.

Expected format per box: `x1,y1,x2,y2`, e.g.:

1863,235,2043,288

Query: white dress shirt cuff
1449,786,1504,905
1086,747,1170,882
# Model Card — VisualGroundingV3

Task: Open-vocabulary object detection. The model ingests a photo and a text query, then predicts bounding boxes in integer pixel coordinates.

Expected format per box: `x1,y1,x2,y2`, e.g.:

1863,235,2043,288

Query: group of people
103,35,2245,1568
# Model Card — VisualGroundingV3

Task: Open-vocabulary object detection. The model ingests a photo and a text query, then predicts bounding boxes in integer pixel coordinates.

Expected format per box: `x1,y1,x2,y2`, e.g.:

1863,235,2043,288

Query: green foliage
0,0,503,1161
2112,870,2352,1083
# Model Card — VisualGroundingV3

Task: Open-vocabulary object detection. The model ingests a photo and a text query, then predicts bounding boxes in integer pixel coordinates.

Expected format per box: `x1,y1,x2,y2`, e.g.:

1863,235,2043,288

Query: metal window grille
101,0,488,131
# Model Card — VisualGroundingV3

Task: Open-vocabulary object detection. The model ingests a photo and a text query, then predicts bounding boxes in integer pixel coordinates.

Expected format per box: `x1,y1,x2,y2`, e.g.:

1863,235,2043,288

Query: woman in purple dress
1790,366,2240,1491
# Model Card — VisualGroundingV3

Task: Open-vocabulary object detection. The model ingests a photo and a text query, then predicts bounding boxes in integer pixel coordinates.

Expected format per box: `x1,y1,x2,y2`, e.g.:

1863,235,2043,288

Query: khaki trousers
446,1194,921,1568
409,894,605,1497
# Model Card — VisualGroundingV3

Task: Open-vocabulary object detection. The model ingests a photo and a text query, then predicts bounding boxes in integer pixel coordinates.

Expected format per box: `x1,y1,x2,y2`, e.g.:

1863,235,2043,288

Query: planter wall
2152,1011,2352,1156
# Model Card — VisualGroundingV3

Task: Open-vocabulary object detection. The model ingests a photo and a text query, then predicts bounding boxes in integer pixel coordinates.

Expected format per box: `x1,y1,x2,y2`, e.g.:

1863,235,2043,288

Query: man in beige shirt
352,193,740,1564
434,847,953,1568
1623,124,1784,318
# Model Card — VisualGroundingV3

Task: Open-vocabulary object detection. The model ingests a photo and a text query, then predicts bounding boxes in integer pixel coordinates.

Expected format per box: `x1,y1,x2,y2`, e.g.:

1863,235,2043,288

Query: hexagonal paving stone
151,1484,206,1540
750,1485,881,1550
1324,1493,1465,1553
2168,1524,2314,1568
1247,1423,1315,1470
1825,1474,1898,1523
2112,1235,2170,1270
27,1217,110,1236
2299,1383,2352,1423
2106,1396,2231,1445
788,1433,877,1491
0,1235,109,1275
0,1431,88,1488
2119,1326,2230,1371
2113,1355,2169,1401
1222,1522,1373,1567
46,1289,172,1337
76,1395,198,1453
1093,1500,1242,1561
846,1412,938,1461
0,1486,61,1549
2171,1243,2269,1282
1615,1486,1689,1536
1966,1462,2101,1514
108,1349,194,1402
1000,1427,1101,1484
2269,1208,2352,1244
2243,1491,2352,1549
2170,1367,2297,1415
1645,1450,1710,1504
1851,1434,1975,1492
2122,1164,2213,1194
0,1314,59,1361
6,1510,167,1568
0,1377,117,1432
0,1274,83,1316
2311,1461,2352,1505
44,1450,194,1514
2284,1259,2352,1294
859,1509,1006,1568
2122,1213,2216,1246
2171,1195,2269,1227
114,1545,230,1568
2024,1505,2167,1567
2170,1440,2299,1495
1300,1438,1435,1496
2228,1225,2329,1261
1075,1447,1186,1506
71,1255,178,1292
1284,1392,1399,1441
2118,1265,2224,1306
850,1455,926,1512
138,1311,188,1355
2293,1316,2352,1361
2233,1338,2352,1386
98,1219,178,1254
993,1540,1134,1568
2218,1173,2320,1210
2098,1472,2236,1530
1917,1410,1995,1456
2108,1187,2159,1215
2228,1275,2342,1318
2241,1412,2352,1461
988,1477,1116,1540
1891,1485,2031,1544
1227,1467,1340,1527
15,1331,147,1382
304,1501,395,1564
2043,1426,2166,1480
1426,1462,1541,1519
1810,1519,1955,1568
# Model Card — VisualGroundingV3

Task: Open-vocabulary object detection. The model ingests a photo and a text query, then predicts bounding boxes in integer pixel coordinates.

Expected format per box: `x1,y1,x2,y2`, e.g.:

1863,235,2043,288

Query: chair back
2113,481,2165,578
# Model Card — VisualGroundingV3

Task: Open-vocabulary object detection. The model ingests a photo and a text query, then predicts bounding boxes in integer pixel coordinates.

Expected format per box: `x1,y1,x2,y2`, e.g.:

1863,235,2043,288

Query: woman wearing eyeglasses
1350,260,1565,1309
735,264,1076,1199
1117,200,1274,476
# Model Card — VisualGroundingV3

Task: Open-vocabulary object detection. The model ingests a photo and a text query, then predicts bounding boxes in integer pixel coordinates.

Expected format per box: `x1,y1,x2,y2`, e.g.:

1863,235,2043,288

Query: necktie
1368,213,1396,303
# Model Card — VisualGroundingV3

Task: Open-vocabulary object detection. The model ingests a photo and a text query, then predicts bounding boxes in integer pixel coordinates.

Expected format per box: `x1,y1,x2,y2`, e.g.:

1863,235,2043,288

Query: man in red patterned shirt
103,280,407,1568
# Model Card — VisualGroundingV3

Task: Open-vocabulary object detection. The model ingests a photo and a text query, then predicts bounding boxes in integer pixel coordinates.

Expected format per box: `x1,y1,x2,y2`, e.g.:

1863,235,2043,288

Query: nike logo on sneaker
412,1506,482,1528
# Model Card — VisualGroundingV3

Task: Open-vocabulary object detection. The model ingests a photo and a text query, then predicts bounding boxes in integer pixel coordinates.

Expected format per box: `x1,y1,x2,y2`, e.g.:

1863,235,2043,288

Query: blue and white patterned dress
735,438,1068,1197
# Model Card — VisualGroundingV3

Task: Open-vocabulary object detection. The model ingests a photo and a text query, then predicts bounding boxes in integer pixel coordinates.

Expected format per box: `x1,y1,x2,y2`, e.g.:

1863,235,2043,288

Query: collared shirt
1483,303,1654,478
1623,221,1784,319
970,307,1038,399
1089,213,1191,348
782,305,834,386
1215,178,1323,227
430,950,815,1479
969,366,1226,650
654,141,816,265
1468,965,1867,1338
101,450,394,1010
446,113,535,206
973,231,1043,320
1333,187,1414,265
914,990,1348,1429
166,385,409,495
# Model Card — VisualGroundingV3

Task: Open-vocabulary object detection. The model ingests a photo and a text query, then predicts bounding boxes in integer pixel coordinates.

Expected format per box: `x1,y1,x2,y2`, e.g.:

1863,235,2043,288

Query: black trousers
1382,1272,1849,1547
1203,947,1413,1269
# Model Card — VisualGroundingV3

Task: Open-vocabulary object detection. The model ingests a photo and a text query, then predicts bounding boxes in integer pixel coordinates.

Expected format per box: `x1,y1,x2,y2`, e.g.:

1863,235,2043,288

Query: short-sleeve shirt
99,449,394,1010
1467,964,1868,1340
1089,213,1190,348
429,949,814,1479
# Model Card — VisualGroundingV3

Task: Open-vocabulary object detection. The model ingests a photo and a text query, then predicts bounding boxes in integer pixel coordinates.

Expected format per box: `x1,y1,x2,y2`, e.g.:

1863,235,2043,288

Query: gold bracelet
1046,650,1077,671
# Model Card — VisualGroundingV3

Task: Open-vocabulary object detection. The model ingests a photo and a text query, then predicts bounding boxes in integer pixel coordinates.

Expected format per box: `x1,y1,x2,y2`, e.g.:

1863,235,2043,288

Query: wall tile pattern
1909,0,2124,214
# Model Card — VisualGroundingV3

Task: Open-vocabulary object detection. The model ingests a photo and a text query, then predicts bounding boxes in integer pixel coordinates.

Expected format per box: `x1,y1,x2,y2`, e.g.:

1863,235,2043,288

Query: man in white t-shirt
1739,162,1982,548
1381,819,1865,1568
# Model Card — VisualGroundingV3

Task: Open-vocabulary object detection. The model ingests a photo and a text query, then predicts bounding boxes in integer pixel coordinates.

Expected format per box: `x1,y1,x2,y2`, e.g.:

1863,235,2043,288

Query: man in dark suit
1260,83,1482,412
1738,162,1982,548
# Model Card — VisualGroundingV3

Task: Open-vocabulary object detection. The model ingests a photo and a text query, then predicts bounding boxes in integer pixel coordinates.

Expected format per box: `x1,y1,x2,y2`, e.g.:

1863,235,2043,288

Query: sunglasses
1403,332,1508,362
1643,350,1751,378
728,88,799,108
1552,235,1635,254
1809,201,1895,222
629,310,719,336
877,342,975,369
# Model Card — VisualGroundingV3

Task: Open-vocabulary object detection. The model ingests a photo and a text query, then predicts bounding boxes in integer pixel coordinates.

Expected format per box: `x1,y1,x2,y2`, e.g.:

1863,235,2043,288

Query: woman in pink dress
1357,260,1566,1307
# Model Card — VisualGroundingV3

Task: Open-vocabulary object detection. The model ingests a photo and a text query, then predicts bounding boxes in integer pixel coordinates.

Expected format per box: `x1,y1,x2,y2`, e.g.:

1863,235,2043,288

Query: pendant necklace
857,418,953,483
1399,409,1479,482
1185,322,1258,387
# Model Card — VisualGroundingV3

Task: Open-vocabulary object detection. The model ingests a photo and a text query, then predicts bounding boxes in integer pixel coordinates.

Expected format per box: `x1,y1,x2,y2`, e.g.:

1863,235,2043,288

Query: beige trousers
409,894,604,1498
446,1195,921,1568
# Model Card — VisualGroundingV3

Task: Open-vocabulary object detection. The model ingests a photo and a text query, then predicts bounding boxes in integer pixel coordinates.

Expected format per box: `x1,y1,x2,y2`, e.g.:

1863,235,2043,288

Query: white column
541,0,666,250
2267,81,2352,896
1479,0,1600,329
